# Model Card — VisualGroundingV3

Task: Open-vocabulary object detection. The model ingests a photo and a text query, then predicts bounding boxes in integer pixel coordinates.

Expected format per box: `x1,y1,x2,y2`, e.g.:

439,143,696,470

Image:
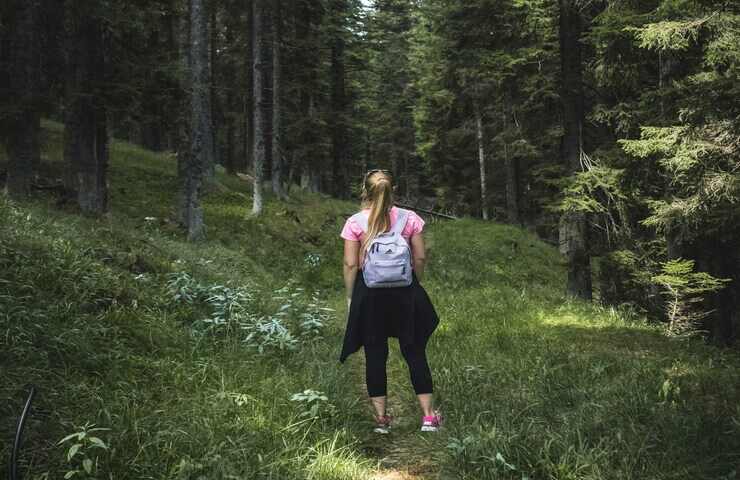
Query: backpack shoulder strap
350,211,368,232
391,208,410,235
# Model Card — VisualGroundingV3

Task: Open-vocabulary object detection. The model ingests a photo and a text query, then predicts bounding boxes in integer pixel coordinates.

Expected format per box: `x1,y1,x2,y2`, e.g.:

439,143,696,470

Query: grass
1,120,739,479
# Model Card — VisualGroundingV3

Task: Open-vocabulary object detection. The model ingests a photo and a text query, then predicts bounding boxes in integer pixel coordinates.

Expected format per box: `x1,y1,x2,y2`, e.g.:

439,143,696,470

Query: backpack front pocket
365,259,409,286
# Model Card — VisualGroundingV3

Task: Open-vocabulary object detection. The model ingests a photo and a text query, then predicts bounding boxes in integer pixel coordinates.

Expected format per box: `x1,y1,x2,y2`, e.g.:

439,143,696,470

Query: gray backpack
351,208,413,288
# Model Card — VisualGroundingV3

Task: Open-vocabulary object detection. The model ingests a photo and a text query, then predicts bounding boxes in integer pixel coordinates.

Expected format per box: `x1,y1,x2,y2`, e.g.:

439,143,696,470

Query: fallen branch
395,203,458,220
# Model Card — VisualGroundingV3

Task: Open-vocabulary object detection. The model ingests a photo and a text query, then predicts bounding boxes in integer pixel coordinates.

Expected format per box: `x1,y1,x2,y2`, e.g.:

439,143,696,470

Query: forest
1,0,739,479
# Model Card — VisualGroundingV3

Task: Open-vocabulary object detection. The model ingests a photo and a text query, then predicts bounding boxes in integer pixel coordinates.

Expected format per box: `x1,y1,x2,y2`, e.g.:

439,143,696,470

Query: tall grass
1,120,739,479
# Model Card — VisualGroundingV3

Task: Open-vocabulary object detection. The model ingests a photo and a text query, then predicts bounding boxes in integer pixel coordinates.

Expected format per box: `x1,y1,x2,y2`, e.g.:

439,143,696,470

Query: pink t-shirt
340,206,425,243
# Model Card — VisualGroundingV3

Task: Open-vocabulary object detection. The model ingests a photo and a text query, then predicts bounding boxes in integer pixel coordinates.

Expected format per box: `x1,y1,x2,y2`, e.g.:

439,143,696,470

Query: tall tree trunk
251,0,267,215
181,0,209,240
164,4,180,152
308,92,321,193
4,0,39,199
329,0,348,199
474,100,489,220
197,0,215,185
63,6,108,214
271,0,286,199
141,28,163,152
30,112,41,171
245,0,255,173
209,1,220,173
363,130,370,174
558,0,592,300
296,0,322,194
223,21,236,175
406,124,420,200
175,0,191,222
504,101,519,224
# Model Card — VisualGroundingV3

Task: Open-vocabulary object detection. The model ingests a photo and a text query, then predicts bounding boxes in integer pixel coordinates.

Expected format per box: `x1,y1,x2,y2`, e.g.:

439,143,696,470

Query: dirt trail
353,346,447,480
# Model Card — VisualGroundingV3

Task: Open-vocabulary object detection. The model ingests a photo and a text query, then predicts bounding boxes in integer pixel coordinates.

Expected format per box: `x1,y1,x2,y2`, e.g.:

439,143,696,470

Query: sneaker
373,414,392,434
421,412,442,432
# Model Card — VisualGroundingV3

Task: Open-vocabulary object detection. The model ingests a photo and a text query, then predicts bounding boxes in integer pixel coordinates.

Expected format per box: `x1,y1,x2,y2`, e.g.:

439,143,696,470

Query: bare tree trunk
504,101,519,224
243,0,255,173
251,0,266,215
6,122,36,200
475,100,489,220
300,167,310,190
271,0,286,199
201,0,215,184
141,27,163,152
329,0,348,198
558,0,592,300
286,150,297,193
209,1,220,174
181,0,209,240
63,6,108,214
164,5,179,152
30,112,41,171
223,11,236,175
174,0,190,222
4,0,39,199
363,130,370,174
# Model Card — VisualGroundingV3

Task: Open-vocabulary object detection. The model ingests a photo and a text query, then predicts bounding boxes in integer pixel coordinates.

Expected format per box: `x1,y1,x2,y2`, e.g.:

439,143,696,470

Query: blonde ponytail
360,170,395,259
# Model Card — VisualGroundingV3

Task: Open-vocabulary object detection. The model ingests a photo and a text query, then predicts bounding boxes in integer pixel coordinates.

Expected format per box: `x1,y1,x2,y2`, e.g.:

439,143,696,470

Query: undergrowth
1,120,739,479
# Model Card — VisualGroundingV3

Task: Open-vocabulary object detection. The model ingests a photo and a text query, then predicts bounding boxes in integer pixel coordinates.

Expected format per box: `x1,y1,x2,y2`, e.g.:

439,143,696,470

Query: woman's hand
346,297,352,309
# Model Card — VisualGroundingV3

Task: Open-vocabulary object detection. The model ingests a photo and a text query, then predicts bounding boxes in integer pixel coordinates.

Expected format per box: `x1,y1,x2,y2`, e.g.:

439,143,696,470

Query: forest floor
2,120,740,479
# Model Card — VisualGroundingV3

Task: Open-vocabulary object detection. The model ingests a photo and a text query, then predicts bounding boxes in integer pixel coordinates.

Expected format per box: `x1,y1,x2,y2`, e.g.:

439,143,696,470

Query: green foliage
290,389,338,419
652,259,729,336
164,271,334,352
619,124,740,238
409,0,559,216
582,0,740,333
628,16,712,51
57,423,111,479
555,164,626,215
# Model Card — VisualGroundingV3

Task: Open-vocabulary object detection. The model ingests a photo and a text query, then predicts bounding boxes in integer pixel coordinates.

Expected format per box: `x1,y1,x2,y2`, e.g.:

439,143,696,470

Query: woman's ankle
370,395,387,418
417,392,434,417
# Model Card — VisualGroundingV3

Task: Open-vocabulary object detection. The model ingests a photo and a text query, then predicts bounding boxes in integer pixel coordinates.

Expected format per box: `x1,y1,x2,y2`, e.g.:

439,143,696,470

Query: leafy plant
242,316,299,352
304,253,322,268
166,271,204,304
57,423,110,479
290,389,336,419
299,291,334,338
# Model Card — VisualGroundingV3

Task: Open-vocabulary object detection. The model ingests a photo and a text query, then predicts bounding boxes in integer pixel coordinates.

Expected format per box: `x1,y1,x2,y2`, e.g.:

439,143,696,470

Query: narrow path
351,343,445,480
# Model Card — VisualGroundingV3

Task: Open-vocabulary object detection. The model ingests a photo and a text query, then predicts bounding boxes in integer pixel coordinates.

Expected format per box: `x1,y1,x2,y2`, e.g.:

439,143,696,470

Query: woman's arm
410,232,427,281
343,239,360,305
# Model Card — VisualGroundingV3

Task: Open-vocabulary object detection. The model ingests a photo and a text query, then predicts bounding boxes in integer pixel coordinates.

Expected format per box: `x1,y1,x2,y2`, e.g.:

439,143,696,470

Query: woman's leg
399,340,434,417
364,340,389,417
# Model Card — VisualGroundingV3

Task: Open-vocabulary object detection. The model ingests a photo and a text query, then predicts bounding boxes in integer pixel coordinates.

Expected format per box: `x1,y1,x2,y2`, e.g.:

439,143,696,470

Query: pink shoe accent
421,412,442,431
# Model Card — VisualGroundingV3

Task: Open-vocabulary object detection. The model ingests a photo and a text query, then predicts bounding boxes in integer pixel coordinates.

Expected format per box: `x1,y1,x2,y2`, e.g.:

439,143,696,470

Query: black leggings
364,338,433,397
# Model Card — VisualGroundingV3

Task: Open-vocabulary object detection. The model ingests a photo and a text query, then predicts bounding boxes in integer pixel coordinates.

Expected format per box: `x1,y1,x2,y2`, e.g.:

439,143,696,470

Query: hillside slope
1,121,739,480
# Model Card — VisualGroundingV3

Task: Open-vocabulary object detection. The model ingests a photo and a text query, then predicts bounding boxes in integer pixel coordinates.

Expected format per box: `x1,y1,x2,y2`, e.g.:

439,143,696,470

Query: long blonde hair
360,170,395,258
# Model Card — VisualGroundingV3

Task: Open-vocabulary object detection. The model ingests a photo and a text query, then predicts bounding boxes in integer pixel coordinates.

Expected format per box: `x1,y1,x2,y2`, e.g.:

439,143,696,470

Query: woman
339,169,442,434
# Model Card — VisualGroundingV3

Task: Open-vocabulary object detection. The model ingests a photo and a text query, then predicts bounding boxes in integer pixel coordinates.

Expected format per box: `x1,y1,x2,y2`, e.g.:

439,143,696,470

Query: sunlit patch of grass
303,432,377,480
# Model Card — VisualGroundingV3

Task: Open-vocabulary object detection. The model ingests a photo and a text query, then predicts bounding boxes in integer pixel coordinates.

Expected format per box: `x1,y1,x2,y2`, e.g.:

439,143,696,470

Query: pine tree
557,0,592,300
251,0,267,215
